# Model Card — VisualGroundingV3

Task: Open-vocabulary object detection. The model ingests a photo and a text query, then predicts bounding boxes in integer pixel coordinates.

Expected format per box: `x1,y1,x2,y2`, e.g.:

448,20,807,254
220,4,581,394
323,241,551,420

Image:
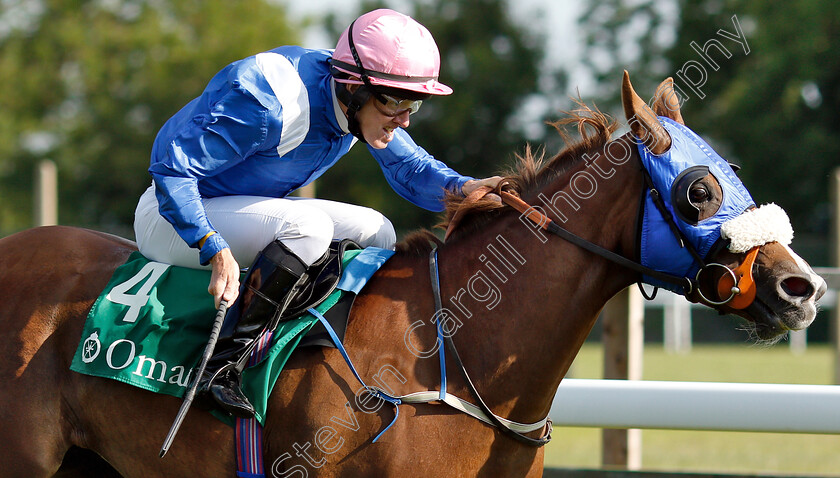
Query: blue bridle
637,117,755,293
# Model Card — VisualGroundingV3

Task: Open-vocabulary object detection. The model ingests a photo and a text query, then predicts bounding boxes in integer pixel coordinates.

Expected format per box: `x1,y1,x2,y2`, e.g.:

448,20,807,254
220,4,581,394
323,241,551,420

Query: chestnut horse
1,74,825,478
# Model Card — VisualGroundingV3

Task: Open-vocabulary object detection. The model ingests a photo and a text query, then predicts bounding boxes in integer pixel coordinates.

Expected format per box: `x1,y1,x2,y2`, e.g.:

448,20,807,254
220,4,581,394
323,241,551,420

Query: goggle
373,93,423,116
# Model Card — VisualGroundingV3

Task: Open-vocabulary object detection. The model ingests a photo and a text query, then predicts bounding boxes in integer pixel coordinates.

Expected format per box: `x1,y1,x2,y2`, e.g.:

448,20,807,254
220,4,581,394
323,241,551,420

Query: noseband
697,246,759,308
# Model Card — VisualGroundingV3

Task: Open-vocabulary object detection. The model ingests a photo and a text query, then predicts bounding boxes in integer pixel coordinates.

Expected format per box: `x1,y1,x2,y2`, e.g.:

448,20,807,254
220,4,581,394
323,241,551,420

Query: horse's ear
651,77,685,125
621,70,671,155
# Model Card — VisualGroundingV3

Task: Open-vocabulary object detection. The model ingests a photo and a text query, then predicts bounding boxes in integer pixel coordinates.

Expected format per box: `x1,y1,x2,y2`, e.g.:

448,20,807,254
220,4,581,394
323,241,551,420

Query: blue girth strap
427,247,552,446
307,308,403,442
430,249,448,400
302,250,450,444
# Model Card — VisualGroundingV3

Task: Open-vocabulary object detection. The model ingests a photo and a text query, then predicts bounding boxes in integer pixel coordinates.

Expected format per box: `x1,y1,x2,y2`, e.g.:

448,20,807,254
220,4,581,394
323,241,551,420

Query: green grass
544,344,840,476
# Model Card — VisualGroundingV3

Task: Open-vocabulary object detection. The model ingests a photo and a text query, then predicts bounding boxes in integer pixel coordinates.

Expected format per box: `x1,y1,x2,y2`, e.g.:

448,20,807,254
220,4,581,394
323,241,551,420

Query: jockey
133,8,501,419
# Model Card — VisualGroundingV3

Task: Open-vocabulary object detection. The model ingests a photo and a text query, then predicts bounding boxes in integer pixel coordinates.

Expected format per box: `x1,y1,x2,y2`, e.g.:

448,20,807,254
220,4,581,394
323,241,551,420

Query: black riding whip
159,299,229,458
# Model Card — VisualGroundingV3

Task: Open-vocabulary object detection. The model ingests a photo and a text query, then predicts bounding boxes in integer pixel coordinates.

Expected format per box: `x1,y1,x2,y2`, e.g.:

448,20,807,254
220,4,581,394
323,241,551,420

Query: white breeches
134,185,396,268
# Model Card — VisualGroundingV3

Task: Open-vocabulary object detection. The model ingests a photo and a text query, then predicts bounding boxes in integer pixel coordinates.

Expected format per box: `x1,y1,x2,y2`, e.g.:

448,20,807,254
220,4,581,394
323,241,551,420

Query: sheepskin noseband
721,203,793,253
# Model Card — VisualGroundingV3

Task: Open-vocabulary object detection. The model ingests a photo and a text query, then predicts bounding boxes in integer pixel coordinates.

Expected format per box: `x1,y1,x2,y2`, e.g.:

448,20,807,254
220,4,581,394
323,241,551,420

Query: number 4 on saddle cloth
71,240,394,426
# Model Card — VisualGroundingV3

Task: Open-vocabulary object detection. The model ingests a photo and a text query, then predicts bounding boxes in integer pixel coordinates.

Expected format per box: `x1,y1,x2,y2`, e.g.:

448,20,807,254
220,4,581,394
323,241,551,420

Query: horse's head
622,71,826,341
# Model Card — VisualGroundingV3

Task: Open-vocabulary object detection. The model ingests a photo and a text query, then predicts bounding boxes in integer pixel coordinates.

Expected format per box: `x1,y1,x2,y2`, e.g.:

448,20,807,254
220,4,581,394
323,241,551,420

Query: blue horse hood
638,117,755,292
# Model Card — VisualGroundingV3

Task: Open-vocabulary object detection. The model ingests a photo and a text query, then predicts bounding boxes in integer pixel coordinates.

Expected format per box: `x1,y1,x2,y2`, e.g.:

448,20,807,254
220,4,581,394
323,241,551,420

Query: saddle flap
282,239,361,319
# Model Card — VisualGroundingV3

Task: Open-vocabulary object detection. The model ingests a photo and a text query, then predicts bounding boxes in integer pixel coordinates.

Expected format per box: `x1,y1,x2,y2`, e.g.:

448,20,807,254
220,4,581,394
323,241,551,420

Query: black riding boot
199,240,308,418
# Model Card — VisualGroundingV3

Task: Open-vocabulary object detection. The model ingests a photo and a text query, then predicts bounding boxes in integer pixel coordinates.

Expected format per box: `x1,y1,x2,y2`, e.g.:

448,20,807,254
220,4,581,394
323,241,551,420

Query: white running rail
551,379,840,434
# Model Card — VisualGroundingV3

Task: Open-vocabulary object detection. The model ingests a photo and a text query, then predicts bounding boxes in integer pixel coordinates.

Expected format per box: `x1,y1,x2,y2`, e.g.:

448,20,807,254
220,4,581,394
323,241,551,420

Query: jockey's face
341,83,412,149
357,95,411,149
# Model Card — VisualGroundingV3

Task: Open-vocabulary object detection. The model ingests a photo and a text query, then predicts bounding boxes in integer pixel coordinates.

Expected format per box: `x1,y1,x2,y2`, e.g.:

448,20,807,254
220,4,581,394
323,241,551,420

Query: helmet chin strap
335,81,369,143
333,18,378,144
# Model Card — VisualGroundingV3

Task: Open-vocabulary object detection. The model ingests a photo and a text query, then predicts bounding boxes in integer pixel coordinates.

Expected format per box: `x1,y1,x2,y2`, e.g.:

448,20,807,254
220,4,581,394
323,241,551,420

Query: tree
0,0,300,236
579,0,839,263
578,0,676,104
669,1,840,265
1,0,555,240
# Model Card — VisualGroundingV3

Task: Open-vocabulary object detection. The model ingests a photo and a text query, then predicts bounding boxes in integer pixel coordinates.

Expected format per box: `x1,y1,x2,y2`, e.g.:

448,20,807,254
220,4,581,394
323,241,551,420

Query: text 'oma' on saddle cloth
70,248,393,425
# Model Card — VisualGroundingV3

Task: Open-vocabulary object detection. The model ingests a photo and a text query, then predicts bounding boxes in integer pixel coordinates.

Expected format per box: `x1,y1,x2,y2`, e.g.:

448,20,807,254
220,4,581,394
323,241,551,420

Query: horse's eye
689,185,709,203
671,165,720,225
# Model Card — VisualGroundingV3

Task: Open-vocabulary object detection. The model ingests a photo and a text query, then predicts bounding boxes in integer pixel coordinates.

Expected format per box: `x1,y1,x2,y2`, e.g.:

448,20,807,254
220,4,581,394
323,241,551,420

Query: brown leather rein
445,183,759,309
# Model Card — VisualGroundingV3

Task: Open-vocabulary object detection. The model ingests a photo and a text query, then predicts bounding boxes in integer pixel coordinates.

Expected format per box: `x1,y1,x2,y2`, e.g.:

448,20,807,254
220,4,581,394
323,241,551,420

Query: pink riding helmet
331,9,453,96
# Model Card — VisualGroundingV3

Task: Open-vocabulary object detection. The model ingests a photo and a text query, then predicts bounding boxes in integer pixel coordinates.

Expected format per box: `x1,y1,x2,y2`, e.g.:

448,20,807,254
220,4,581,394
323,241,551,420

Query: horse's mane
395,100,618,255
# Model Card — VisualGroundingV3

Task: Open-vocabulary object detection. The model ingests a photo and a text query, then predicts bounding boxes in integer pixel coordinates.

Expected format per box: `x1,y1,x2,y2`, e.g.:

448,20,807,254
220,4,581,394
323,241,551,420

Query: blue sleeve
149,82,279,264
369,129,472,212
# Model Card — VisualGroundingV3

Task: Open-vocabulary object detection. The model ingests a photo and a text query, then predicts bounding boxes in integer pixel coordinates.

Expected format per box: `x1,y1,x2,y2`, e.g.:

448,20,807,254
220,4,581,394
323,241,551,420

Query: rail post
35,160,57,226
296,182,316,198
601,286,644,469
831,167,840,384
663,293,691,354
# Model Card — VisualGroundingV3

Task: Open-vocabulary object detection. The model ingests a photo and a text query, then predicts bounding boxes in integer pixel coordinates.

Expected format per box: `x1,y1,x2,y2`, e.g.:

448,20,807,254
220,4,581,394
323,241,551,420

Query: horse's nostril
780,276,813,298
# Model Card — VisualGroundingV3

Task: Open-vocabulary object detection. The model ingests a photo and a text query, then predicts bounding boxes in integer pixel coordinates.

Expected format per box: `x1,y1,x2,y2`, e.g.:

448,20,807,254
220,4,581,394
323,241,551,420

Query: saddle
284,238,361,347
72,240,394,426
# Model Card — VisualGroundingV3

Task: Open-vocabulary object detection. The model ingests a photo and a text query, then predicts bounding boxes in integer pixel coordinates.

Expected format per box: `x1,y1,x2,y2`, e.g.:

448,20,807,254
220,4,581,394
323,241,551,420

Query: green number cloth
70,251,362,425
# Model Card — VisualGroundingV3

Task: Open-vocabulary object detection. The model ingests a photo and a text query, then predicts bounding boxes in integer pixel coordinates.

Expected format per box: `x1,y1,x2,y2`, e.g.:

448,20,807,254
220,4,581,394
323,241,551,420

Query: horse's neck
437,139,642,421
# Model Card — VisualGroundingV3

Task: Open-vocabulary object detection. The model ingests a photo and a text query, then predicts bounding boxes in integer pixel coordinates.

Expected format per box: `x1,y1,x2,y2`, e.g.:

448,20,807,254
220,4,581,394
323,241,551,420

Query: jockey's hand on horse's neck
209,248,240,309
462,176,504,196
